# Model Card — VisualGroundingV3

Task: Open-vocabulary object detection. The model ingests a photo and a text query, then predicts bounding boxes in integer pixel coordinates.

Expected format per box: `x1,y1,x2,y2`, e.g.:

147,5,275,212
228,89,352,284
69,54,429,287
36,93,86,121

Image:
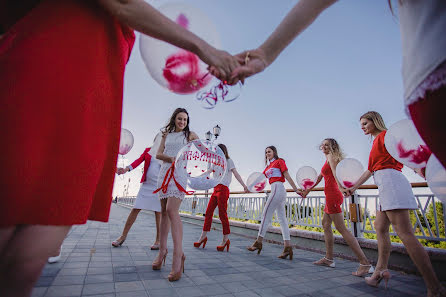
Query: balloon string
153,162,194,195
195,78,241,109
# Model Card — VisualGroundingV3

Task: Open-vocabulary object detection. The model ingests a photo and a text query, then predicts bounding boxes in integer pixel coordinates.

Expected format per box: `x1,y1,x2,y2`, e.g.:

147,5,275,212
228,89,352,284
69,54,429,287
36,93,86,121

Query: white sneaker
48,250,62,264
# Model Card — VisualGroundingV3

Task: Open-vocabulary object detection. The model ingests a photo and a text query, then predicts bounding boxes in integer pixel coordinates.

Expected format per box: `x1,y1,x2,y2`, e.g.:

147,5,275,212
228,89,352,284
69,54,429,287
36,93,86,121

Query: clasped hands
207,48,269,86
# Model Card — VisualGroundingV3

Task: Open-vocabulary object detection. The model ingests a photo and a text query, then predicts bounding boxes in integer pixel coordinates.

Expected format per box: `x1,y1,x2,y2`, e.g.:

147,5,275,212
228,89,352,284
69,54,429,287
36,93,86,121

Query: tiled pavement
32,204,431,297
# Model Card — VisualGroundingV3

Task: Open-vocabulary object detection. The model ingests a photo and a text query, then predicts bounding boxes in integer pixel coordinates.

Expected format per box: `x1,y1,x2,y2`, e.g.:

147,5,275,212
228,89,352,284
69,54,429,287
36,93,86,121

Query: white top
219,158,235,187
157,131,189,199
398,0,446,100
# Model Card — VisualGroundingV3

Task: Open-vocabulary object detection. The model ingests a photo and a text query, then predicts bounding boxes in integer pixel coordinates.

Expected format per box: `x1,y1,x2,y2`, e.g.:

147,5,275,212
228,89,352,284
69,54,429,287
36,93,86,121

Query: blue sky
113,0,425,197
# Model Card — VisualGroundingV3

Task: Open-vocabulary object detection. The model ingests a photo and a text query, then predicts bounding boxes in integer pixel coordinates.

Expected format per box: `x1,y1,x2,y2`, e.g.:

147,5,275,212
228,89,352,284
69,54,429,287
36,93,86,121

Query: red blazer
129,147,152,183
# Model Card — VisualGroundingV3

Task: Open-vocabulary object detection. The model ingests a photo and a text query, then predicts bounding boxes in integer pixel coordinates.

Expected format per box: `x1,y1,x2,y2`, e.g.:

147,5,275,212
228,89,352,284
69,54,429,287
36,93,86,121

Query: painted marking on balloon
397,141,431,165
302,179,315,190
343,181,354,188
254,181,266,192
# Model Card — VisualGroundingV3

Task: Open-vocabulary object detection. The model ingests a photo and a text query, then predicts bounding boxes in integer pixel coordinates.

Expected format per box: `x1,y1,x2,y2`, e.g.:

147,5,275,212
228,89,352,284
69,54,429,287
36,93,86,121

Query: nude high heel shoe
247,240,262,254
152,249,168,270
168,254,186,282
277,246,293,260
365,270,391,289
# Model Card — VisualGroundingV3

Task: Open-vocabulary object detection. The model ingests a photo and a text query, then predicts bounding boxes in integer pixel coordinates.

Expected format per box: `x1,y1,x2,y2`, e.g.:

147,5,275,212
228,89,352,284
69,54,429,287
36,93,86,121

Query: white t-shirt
219,158,235,187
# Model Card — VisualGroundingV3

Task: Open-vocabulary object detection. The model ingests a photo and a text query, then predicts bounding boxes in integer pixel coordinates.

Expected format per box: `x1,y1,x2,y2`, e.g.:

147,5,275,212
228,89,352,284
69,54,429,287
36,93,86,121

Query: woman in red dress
0,1,239,296
303,139,372,277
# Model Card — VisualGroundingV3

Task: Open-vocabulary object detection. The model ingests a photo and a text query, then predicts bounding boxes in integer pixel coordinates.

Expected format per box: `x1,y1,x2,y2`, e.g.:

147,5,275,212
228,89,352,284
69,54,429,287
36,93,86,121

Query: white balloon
246,172,267,193
426,154,446,203
296,166,318,190
140,2,221,94
175,139,226,190
336,158,364,188
119,128,134,155
384,119,431,169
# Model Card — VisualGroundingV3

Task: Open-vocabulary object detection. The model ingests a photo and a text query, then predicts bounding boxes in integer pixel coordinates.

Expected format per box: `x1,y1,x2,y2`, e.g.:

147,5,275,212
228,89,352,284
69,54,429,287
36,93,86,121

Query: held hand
170,157,176,164
116,167,126,175
301,189,310,198
243,186,249,193
229,49,268,84
344,187,355,197
200,46,241,85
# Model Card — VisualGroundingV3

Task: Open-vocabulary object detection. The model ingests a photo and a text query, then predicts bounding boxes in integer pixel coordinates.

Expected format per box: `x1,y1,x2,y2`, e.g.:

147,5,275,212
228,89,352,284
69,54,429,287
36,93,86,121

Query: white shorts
373,169,418,211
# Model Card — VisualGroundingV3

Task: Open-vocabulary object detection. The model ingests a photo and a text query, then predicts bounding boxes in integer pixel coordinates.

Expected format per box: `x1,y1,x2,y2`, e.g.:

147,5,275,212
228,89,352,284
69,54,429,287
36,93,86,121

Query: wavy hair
161,107,190,141
320,138,344,163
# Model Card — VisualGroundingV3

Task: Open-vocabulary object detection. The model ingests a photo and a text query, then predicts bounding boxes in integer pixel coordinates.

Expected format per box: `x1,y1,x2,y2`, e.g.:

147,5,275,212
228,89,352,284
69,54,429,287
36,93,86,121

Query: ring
244,51,250,65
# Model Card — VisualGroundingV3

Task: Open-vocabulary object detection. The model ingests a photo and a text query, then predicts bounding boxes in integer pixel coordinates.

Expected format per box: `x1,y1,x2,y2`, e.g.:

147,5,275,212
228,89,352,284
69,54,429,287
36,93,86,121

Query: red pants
408,85,446,169
203,184,230,235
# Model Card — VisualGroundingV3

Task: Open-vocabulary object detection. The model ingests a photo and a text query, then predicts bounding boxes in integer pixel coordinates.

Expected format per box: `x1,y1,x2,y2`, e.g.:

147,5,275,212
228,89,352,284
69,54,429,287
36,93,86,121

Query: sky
112,0,426,197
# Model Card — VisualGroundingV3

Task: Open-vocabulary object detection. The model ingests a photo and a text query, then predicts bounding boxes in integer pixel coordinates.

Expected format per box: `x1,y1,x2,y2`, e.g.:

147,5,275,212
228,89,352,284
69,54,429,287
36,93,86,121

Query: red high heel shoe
365,270,391,289
193,237,208,248
216,239,230,252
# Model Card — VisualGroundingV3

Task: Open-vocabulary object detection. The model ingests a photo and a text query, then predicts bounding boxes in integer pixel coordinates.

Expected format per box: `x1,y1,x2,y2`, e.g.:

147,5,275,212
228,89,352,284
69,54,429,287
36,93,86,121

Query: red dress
0,0,135,226
321,161,344,214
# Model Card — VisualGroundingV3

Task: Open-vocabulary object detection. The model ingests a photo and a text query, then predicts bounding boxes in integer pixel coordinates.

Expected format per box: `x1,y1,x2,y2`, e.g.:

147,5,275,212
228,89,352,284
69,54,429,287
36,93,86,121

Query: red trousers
408,85,446,169
203,184,230,235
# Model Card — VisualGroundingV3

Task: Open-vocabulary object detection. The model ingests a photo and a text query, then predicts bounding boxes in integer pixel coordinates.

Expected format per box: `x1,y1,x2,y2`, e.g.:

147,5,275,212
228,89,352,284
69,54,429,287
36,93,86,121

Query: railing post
349,192,363,238
191,195,197,216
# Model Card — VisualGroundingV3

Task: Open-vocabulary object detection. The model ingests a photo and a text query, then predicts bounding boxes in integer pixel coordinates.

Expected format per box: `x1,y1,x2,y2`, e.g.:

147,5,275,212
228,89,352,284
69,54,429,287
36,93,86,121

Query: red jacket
129,147,152,183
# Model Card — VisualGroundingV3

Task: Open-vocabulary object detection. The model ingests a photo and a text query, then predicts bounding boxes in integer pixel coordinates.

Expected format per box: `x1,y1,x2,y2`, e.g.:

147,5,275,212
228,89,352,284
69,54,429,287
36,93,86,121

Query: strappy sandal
352,263,374,277
313,257,335,268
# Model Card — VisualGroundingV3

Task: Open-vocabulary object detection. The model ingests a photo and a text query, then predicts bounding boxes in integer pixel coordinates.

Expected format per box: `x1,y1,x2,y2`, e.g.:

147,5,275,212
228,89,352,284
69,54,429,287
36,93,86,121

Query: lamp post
205,124,221,142
204,125,221,197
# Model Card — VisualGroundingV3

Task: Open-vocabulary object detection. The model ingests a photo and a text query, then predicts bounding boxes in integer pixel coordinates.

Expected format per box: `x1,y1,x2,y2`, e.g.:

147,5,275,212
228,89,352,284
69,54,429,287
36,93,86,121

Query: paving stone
45,285,83,297
32,204,431,297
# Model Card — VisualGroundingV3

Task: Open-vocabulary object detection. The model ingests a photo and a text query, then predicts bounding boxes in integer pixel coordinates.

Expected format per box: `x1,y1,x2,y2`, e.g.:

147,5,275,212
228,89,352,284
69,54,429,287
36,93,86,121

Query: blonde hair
320,138,344,163
360,111,387,132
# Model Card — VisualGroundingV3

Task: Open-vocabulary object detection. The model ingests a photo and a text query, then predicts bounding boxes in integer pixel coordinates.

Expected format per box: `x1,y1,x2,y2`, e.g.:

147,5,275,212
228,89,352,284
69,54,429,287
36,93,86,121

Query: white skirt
133,160,161,212
373,169,418,211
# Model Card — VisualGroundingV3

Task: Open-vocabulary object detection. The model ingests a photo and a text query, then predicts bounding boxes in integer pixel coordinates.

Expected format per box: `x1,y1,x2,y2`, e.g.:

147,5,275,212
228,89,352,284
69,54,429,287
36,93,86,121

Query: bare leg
330,213,369,264
115,208,141,242
153,199,169,265
0,225,71,297
386,209,445,295
166,197,183,274
370,210,391,278
322,213,334,260
154,211,161,245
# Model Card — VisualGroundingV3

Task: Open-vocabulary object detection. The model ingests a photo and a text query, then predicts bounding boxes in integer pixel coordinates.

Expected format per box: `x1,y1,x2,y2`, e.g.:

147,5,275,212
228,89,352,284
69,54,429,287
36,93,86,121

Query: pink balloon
119,128,134,155
247,172,267,193
385,119,431,168
336,158,364,188
140,3,220,95
296,166,318,190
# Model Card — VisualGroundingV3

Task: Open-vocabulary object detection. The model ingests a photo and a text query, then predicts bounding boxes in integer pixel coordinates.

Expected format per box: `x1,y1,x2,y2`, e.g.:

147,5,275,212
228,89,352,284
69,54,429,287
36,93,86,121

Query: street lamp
205,124,221,142
204,125,221,197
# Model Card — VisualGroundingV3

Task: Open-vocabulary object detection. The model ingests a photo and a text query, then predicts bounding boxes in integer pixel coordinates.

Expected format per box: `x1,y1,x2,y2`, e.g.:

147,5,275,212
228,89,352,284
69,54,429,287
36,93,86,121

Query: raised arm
283,170,303,196
230,0,337,82
97,0,240,80
231,168,249,193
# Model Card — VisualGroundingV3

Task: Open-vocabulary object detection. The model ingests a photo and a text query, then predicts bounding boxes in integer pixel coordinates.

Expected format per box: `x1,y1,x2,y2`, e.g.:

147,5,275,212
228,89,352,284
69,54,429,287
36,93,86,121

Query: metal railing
116,183,445,242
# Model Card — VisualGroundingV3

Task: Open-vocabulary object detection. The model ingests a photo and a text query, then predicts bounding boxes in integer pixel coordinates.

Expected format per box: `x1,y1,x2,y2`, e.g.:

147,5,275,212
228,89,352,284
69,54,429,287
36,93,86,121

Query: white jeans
258,182,290,241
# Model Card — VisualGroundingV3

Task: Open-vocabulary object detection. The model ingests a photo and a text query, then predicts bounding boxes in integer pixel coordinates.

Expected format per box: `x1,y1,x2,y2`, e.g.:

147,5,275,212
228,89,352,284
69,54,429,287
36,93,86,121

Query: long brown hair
265,145,280,165
218,143,230,160
162,107,190,141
